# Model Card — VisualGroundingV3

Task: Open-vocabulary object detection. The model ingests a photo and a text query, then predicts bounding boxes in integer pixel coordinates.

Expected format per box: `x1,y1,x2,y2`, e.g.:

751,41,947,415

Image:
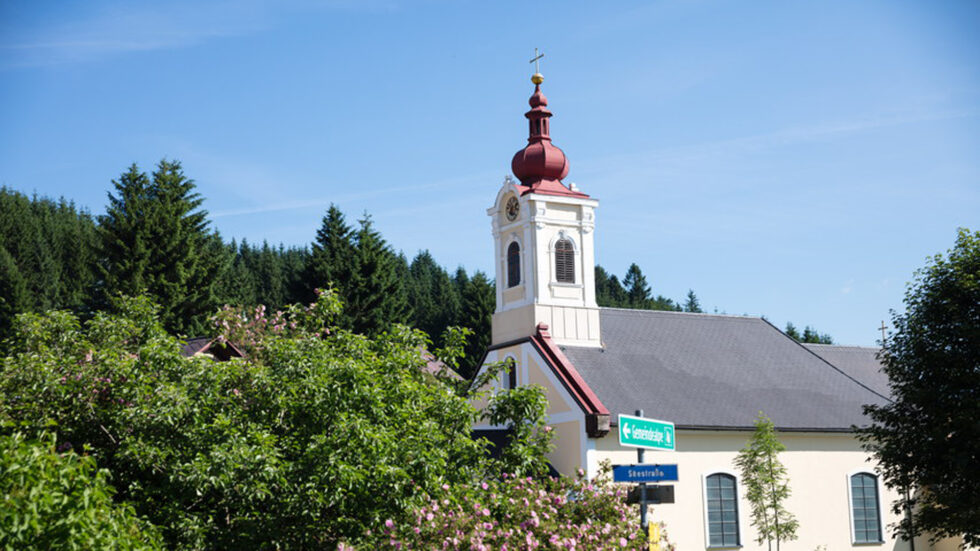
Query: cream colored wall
535,304,601,347
589,431,915,551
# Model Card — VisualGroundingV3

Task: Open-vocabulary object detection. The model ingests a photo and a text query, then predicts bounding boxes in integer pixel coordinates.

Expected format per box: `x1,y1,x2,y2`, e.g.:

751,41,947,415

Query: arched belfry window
555,238,575,283
507,242,521,288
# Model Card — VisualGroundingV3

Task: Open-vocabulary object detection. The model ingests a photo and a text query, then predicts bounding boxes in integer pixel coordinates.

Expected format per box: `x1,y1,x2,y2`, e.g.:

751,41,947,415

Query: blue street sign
612,464,679,483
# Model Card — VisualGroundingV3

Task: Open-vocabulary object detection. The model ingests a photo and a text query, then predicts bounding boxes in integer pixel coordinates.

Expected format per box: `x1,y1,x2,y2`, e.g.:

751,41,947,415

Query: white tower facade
488,179,601,347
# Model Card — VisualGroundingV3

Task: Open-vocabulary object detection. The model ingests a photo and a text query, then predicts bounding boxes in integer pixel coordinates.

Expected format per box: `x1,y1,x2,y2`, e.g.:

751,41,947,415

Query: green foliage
96,161,226,335
0,245,30,339
457,270,495,377
305,204,355,304
408,251,463,349
482,382,555,478
371,466,673,550
0,294,523,549
217,239,309,309
0,188,98,330
596,264,683,312
346,215,411,334
733,412,799,550
0,431,163,550
623,263,651,306
683,289,703,313
784,322,833,344
595,265,629,307
859,228,980,548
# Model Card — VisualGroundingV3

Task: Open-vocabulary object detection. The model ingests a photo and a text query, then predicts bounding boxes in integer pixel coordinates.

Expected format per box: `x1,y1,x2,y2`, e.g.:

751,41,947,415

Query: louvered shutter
555,239,575,283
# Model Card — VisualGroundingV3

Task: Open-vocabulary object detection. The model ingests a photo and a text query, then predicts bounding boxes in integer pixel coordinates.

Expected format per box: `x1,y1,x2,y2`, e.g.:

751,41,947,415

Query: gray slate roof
803,344,891,399
561,309,891,432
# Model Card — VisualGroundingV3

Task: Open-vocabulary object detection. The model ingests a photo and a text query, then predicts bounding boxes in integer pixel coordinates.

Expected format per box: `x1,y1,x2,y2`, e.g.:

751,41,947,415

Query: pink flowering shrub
210,288,342,357
370,468,674,551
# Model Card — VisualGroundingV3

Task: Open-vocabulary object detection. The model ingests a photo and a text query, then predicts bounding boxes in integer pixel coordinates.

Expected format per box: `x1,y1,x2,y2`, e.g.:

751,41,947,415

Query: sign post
619,410,676,547
618,413,675,451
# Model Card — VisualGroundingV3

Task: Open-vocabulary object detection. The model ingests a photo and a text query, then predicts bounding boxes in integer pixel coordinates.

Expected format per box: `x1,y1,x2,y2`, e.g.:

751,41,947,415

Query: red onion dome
511,83,570,185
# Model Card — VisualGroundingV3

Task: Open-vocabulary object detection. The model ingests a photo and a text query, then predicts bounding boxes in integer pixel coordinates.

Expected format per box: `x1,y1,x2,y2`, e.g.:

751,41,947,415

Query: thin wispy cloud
0,1,272,69
210,170,497,219
583,107,979,181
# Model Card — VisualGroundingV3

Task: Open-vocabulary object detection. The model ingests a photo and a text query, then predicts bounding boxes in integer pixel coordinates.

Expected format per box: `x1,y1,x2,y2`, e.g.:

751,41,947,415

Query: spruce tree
623,263,651,308
0,246,30,339
345,215,410,335
458,271,495,377
408,250,462,346
684,289,703,313
305,205,355,303
97,160,224,335
595,265,628,308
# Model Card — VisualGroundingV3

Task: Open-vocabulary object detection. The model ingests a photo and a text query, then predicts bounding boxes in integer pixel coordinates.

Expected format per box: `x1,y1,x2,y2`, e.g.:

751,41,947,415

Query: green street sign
618,414,675,451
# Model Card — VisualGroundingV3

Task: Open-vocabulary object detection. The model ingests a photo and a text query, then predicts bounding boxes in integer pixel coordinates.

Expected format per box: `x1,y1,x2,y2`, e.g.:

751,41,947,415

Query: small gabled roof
180,337,245,361
803,343,891,399
561,309,891,432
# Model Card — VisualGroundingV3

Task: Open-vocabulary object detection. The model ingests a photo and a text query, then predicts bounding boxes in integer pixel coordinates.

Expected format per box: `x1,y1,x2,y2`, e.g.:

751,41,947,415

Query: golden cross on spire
529,48,545,84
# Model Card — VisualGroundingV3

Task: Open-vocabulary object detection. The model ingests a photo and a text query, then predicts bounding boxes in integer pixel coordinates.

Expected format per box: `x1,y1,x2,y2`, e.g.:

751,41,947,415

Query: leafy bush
1,293,673,549
0,431,162,550
366,467,673,550
0,294,486,548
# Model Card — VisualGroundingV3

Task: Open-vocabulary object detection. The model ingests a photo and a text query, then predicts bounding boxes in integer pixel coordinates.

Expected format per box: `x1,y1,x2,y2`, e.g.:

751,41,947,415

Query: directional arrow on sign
623,423,632,438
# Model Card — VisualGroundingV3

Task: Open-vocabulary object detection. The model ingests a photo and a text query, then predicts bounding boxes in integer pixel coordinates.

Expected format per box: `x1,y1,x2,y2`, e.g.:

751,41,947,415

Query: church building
473,71,964,551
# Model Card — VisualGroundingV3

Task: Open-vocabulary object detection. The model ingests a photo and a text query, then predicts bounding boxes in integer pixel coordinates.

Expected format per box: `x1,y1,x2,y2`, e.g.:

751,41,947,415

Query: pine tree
0,246,30,339
0,189,98,316
254,241,286,309
305,205,355,303
623,263,651,308
801,326,833,344
733,412,799,550
97,161,225,335
408,250,462,346
458,271,495,377
784,323,801,341
345,215,410,335
683,290,703,313
595,265,628,307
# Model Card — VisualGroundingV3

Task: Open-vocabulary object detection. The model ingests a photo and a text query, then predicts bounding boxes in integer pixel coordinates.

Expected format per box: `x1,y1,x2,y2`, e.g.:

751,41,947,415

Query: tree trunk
768,453,780,551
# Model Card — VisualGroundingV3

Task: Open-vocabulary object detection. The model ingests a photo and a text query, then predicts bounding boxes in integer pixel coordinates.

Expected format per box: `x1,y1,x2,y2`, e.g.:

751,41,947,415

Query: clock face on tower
505,196,520,221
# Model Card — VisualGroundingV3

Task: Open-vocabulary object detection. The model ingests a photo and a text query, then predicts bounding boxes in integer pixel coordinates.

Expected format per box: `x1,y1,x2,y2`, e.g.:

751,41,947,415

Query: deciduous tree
859,228,980,547
734,412,798,550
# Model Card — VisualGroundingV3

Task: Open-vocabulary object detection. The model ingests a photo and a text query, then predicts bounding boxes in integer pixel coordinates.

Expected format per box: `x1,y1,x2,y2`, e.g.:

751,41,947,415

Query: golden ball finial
531,73,544,85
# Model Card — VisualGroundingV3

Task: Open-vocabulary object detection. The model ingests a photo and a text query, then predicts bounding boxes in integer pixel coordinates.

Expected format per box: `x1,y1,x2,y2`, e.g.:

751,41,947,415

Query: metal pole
637,409,648,532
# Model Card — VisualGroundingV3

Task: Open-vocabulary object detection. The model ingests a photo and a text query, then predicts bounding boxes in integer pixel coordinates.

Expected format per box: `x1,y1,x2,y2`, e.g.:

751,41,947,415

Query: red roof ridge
530,323,610,437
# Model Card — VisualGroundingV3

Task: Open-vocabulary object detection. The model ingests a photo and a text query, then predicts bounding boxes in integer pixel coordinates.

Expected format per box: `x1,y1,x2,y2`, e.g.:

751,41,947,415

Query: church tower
488,71,601,348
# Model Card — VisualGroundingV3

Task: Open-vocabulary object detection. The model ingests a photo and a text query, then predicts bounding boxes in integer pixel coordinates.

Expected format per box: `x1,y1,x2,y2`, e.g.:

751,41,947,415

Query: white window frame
548,231,580,286
846,469,886,545
702,470,742,549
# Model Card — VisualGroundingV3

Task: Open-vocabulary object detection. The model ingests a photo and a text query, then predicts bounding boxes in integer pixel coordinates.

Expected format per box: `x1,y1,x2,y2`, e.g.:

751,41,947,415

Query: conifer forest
0,160,832,368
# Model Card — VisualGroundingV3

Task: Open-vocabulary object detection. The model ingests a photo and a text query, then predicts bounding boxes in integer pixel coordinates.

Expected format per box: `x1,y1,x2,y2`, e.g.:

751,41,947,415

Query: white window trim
702,470,743,549
549,231,578,284
503,234,523,288
846,469,886,545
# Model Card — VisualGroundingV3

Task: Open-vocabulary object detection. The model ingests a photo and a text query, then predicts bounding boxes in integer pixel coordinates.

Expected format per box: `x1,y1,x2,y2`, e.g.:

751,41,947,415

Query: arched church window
849,472,883,543
555,238,575,283
507,241,521,287
704,473,740,547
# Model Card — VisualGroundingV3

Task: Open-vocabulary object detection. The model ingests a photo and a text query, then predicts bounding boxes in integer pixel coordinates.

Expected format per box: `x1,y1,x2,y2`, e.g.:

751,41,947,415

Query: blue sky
1,0,978,346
